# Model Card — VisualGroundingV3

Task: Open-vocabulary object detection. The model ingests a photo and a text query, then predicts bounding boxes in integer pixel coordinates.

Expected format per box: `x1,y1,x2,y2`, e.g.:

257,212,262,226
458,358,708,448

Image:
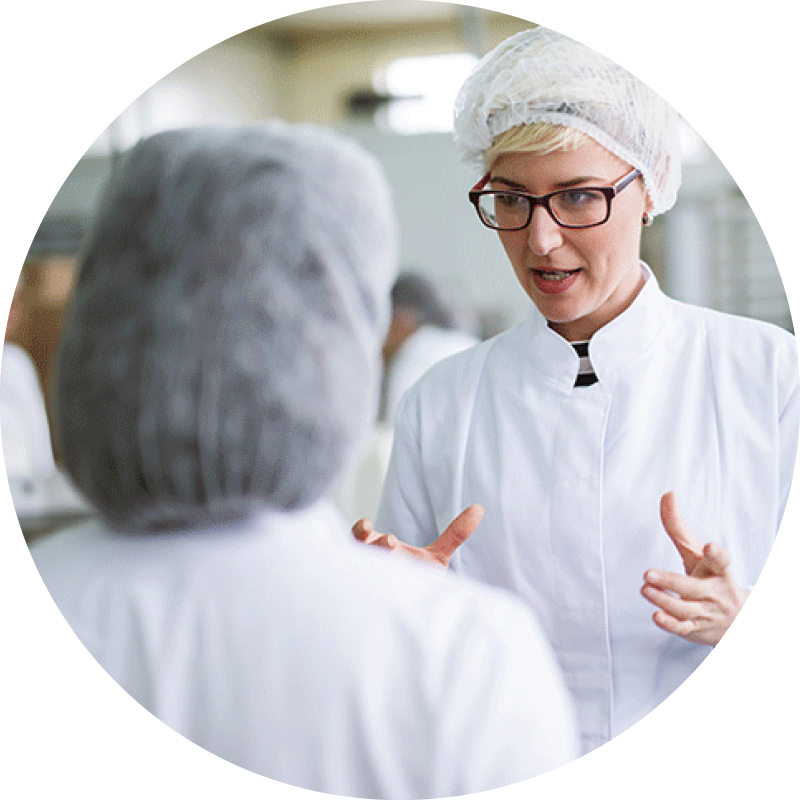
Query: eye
558,188,604,208
495,193,527,210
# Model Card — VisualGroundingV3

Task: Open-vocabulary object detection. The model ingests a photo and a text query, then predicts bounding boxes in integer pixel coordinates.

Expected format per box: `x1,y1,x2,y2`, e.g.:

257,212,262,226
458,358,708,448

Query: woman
29,121,579,796
356,27,799,755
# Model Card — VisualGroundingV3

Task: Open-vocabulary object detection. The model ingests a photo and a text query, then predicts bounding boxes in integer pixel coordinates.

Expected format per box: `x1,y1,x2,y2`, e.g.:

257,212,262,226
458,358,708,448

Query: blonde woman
355,26,799,756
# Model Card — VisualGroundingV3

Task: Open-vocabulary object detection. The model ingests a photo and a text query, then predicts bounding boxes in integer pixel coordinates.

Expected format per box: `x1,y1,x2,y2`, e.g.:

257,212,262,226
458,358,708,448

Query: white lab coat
31,499,578,798
1,343,56,482
1,343,91,532
385,324,480,424
376,265,799,755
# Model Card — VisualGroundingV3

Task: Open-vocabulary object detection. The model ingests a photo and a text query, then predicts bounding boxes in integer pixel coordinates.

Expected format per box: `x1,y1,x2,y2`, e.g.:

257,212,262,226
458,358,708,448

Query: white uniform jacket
31,499,578,798
376,267,799,755
2,343,91,530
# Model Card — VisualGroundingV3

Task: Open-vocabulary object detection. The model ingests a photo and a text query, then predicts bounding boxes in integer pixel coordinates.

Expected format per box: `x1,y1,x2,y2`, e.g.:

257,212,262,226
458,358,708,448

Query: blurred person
354,27,799,755
382,272,479,424
6,211,89,461
2,273,88,537
29,122,578,797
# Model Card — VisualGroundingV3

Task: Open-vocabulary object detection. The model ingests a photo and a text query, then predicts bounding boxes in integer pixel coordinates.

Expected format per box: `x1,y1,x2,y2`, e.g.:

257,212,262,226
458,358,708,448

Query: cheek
497,232,524,267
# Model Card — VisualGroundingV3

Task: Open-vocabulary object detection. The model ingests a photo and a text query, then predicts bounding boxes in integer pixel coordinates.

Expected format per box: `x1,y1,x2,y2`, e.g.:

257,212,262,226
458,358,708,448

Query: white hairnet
453,26,681,216
54,122,398,529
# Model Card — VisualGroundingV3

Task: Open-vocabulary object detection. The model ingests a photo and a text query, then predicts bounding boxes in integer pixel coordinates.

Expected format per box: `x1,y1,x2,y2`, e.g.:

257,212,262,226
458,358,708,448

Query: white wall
342,124,531,331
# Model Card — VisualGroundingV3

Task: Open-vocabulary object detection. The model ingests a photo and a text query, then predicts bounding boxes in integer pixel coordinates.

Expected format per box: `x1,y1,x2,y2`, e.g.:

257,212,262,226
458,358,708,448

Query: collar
521,263,671,390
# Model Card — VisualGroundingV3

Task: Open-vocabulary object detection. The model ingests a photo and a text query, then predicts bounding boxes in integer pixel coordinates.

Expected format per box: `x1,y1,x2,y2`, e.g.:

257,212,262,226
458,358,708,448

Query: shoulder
668,298,796,372
669,297,794,346
400,325,518,408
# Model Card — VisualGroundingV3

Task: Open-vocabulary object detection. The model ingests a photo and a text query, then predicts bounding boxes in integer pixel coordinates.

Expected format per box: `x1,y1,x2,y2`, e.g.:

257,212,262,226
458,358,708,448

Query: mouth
533,268,580,281
531,267,581,295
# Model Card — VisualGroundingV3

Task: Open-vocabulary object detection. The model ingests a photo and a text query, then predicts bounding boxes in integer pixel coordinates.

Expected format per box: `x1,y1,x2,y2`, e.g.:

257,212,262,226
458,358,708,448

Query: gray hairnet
53,122,398,529
453,26,681,216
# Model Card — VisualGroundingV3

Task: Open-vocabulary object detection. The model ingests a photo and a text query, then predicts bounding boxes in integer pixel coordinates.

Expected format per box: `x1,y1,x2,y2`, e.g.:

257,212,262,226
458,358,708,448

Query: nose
526,205,563,256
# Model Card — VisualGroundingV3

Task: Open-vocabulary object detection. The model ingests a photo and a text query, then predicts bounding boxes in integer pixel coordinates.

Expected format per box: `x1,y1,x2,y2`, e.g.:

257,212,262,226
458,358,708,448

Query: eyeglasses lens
478,189,610,230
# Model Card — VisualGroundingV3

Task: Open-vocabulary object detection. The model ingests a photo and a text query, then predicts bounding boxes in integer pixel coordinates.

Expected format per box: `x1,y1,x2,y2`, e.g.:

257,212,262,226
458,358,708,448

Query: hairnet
453,26,681,216
53,122,398,529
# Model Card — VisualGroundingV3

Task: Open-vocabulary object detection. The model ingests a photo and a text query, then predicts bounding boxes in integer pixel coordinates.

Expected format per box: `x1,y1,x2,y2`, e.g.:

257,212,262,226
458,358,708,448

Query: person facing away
28,122,579,798
3,270,91,537
354,26,799,756
381,272,480,425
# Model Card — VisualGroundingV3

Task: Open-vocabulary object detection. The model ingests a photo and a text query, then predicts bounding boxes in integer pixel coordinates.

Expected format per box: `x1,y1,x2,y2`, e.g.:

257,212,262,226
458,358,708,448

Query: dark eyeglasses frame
468,166,643,231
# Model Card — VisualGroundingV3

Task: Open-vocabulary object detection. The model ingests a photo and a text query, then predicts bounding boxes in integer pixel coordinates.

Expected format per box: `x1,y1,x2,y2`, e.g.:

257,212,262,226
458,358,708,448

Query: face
490,139,651,341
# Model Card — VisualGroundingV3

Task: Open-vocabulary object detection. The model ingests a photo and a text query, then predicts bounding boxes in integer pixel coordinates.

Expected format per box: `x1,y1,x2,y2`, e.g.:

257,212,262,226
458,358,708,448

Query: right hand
352,504,484,569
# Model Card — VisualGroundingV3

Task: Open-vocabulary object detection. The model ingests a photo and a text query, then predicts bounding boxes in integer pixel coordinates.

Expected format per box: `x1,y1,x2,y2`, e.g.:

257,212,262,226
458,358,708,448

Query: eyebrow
491,175,606,191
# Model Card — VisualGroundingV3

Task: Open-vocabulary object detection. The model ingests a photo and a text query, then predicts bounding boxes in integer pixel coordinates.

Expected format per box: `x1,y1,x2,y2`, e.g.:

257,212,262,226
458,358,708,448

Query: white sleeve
375,388,440,548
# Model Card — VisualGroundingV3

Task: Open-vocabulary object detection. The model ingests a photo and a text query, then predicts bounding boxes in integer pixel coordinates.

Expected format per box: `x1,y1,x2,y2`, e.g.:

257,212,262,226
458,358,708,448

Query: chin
534,300,586,326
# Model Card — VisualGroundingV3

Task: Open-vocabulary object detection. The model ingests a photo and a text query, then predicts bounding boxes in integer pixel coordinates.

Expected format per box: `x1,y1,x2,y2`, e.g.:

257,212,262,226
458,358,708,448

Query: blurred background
0,0,800,335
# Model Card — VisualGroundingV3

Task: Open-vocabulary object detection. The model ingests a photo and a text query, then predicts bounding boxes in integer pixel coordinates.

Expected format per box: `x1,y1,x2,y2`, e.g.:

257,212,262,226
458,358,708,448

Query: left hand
640,492,750,646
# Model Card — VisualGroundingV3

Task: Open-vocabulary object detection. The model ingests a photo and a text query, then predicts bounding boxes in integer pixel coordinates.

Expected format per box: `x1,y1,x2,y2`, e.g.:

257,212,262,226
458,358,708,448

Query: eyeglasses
468,167,642,231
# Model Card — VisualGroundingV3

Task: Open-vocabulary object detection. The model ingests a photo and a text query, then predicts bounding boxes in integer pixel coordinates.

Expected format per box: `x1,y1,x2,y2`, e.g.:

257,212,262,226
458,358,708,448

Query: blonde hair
484,123,590,170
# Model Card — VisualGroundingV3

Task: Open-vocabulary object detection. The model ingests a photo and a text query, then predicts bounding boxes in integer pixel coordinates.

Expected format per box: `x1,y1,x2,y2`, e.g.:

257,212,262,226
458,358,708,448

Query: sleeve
375,387,440,548
429,590,580,795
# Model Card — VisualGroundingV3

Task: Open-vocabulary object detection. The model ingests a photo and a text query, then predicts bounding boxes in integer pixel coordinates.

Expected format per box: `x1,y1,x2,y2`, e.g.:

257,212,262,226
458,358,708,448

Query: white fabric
31,499,579,798
1,343,55,480
385,324,480,425
376,266,799,755
453,26,681,216
0,343,90,525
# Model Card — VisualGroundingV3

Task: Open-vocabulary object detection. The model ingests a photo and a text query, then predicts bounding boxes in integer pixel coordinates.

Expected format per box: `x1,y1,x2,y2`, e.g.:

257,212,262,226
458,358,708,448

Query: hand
352,505,484,569
640,492,750,647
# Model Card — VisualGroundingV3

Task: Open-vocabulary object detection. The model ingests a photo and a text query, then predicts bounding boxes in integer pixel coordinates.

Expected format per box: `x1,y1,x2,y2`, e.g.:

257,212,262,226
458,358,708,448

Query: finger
660,491,703,574
426,504,484,564
372,533,401,552
651,609,696,639
641,584,698,620
692,542,731,579
352,518,374,542
643,570,708,601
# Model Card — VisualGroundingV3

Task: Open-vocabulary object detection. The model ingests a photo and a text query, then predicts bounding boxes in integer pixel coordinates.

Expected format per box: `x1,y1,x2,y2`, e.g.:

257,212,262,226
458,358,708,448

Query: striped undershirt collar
572,340,598,387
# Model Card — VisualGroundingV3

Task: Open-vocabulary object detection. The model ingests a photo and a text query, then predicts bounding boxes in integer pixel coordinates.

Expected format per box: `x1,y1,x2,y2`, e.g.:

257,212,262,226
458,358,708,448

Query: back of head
54,122,397,529
453,26,681,216
391,273,456,329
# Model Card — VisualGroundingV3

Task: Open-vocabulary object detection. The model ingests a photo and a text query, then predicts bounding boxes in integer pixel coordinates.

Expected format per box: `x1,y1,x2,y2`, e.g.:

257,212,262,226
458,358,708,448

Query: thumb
426,504,484,566
660,491,703,575
694,542,732,578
